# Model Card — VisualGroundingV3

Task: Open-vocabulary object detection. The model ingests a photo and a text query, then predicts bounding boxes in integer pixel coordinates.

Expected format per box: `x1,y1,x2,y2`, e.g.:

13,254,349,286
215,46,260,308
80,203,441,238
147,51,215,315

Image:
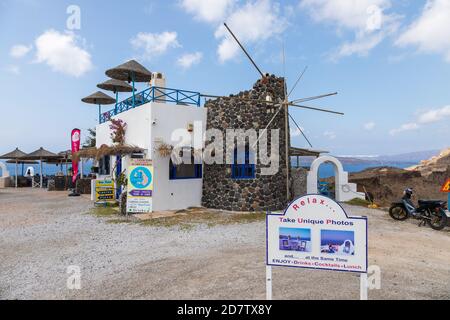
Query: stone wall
291,167,308,199
202,75,291,211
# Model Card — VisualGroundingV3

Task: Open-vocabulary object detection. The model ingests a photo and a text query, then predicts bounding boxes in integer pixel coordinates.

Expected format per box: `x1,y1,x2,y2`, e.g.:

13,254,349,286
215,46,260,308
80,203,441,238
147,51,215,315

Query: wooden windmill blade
290,92,338,104
288,103,344,116
288,113,313,148
223,23,265,78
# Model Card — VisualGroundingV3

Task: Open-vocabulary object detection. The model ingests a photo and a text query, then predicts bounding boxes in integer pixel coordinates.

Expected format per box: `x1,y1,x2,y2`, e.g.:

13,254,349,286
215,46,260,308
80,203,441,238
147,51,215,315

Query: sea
1,160,417,179
308,161,417,178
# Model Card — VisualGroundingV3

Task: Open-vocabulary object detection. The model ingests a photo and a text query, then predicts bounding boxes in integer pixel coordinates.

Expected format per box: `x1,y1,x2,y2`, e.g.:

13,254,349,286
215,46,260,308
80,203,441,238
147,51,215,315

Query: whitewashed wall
95,101,207,211
151,103,207,211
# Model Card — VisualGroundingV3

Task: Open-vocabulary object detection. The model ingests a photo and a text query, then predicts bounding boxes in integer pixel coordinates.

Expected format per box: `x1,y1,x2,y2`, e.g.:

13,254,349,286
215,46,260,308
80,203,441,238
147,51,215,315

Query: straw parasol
97,79,134,113
81,91,116,123
22,147,59,188
0,148,27,188
105,60,152,107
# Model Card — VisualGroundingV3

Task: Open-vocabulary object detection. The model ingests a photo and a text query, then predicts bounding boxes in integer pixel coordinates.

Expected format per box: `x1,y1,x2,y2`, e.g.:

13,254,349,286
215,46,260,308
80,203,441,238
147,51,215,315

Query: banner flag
71,129,81,184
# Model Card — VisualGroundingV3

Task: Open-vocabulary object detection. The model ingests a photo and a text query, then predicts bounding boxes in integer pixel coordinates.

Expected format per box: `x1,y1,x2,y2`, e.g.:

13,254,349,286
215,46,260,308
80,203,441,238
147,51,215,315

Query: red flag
71,129,81,184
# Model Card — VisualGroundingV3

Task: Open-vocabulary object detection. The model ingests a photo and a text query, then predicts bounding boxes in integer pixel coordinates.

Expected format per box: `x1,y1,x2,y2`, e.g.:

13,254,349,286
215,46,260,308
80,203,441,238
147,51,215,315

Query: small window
232,147,255,179
98,156,110,175
169,151,202,180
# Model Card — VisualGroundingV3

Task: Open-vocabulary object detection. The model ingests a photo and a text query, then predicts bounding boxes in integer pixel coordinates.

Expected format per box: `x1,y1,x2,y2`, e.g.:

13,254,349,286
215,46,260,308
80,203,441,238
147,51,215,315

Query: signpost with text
266,194,368,300
441,178,450,213
126,159,154,214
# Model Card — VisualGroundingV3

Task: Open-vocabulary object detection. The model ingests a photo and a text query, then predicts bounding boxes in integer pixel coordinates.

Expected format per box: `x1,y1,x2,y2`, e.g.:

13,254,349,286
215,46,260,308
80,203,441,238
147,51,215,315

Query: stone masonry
202,75,291,212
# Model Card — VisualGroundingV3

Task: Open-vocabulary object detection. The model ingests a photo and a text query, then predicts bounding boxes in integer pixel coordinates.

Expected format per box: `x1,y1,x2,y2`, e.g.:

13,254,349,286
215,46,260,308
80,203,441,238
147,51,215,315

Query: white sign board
126,159,153,214
267,195,367,273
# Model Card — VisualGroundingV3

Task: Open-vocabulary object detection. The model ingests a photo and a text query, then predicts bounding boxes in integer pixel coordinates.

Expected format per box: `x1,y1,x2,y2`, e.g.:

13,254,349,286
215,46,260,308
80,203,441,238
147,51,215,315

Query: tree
83,128,96,148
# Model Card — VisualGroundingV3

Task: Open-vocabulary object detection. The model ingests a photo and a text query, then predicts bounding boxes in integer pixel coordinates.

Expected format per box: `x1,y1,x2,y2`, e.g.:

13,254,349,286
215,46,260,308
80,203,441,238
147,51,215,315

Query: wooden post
39,158,43,188
15,159,18,188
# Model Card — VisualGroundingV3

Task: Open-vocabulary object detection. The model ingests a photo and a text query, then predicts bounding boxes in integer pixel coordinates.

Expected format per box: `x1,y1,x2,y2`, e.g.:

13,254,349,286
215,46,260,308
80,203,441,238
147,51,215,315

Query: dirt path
0,189,449,300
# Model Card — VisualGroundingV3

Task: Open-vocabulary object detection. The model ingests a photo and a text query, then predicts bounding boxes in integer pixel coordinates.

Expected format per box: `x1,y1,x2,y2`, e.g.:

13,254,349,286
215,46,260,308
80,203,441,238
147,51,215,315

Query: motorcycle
389,188,448,231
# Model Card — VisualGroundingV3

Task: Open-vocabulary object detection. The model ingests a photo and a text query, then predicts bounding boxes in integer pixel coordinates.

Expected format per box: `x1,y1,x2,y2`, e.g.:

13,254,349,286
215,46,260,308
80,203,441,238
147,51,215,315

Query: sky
1,0,450,157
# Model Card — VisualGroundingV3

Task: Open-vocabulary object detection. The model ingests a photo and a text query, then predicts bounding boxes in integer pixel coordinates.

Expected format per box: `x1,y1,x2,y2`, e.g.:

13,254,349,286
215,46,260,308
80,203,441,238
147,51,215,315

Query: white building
95,73,207,211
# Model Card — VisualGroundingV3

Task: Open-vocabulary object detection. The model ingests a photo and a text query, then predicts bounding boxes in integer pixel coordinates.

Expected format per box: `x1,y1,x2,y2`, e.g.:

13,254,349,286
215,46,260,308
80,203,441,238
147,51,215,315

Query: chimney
150,72,165,88
150,72,166,103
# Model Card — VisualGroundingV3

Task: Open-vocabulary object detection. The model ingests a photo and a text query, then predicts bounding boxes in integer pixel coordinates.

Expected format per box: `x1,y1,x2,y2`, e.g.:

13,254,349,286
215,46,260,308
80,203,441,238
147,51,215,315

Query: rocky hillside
407,147,450,176
346,147,450,206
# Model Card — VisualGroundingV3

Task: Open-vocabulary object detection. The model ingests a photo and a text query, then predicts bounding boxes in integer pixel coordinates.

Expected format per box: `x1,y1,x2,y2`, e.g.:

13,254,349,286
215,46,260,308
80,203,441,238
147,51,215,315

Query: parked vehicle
389,188,448,230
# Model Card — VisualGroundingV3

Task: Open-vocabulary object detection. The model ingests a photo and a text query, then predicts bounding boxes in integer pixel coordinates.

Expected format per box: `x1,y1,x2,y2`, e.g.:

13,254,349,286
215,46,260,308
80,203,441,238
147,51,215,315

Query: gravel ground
0,188,449,300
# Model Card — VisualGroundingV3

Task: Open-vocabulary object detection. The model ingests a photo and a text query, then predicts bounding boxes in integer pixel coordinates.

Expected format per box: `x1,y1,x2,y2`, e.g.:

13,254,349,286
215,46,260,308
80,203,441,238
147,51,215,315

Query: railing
100,86,201,124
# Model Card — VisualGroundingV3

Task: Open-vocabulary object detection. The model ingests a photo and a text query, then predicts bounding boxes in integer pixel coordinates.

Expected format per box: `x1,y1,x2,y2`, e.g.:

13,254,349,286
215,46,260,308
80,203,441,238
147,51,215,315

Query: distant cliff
346,147,450,206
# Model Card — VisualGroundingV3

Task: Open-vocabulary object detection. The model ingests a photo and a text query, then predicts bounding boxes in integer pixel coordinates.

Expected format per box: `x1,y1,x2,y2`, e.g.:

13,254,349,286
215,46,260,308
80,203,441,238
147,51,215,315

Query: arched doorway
306,156,365,202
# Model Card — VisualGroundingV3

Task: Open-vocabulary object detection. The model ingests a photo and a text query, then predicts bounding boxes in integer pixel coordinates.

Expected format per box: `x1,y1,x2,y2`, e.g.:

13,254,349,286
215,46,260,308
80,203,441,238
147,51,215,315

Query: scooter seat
418,200,443,206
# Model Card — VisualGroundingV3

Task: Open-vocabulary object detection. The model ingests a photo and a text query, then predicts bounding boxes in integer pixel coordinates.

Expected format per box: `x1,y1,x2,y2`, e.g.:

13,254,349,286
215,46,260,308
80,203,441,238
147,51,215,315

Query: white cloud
300,0,400,60
396,0,450,62
177,52,203,69
323,131,336,140
364,121,376,130
179,0,235,23
417,105,450,124
34,30,92,77
389,105,450,135
215,0,287,62
290,126,305,137
131,31,181,60
389,123,419,135
10,44,32,58
6,65,20,75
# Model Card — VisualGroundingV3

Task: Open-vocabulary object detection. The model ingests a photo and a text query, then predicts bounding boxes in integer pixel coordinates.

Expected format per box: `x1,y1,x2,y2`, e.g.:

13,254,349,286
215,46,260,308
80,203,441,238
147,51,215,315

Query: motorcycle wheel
389,204,408,221
427,209,448,231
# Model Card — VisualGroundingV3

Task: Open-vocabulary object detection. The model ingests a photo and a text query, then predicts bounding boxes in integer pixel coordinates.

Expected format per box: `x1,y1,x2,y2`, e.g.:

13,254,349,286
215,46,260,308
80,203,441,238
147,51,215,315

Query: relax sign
266,195,368,273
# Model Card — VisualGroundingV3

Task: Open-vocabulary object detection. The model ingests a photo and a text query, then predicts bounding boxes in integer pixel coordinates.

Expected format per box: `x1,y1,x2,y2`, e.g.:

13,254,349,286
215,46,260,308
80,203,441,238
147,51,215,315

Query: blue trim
231,147,256,180
100,86,201,124
169,160,203,180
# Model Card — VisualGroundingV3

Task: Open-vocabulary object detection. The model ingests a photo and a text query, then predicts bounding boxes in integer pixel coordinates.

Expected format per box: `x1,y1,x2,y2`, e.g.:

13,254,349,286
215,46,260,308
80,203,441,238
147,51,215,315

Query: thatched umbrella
22,147,59,188
105,60,152,107
97,79,134,114
0,148,27,188
81,91,116,123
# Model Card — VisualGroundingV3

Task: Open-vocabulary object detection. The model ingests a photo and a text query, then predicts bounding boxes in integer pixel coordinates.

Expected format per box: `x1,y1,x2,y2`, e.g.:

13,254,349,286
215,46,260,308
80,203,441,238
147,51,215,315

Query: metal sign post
360,273,368,300
266,266,272,300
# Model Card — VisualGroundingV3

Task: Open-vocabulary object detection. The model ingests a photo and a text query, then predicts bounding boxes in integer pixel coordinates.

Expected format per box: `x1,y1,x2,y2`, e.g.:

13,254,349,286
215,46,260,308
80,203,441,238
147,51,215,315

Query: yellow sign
441,178,450,193
95,179,115,202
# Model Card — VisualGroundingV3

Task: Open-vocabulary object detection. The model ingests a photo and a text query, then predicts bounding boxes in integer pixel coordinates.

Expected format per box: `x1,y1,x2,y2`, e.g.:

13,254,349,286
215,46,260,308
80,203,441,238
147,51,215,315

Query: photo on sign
320,230,355,256
279,228,312,253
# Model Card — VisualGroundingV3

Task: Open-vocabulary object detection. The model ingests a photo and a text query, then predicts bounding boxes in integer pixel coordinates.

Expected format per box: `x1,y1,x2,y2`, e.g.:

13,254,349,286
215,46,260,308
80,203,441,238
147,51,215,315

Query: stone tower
202,75,291,212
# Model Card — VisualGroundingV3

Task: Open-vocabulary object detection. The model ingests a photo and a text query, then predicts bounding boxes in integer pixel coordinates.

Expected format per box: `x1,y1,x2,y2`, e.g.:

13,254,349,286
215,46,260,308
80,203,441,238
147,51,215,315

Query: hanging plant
155,143,174,157
110,119,127,145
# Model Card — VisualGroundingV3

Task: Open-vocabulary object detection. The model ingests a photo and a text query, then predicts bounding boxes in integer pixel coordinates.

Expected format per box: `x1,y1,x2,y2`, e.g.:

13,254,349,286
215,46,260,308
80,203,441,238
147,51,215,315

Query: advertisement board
126,159,153,213
95,179,115,203
267,195,368,273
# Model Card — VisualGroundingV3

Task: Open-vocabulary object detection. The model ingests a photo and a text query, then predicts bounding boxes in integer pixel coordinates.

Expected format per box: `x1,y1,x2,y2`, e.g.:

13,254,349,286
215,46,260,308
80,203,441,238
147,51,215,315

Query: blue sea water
0,160,416,178
1,160,93,177
314,162,416,178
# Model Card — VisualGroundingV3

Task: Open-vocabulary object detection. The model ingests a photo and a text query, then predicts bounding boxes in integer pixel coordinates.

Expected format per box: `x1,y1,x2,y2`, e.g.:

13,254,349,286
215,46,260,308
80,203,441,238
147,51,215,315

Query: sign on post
126,159,153,213
441,178,450,213
266,195,368,299
440,178,450,193
95,179,115,203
